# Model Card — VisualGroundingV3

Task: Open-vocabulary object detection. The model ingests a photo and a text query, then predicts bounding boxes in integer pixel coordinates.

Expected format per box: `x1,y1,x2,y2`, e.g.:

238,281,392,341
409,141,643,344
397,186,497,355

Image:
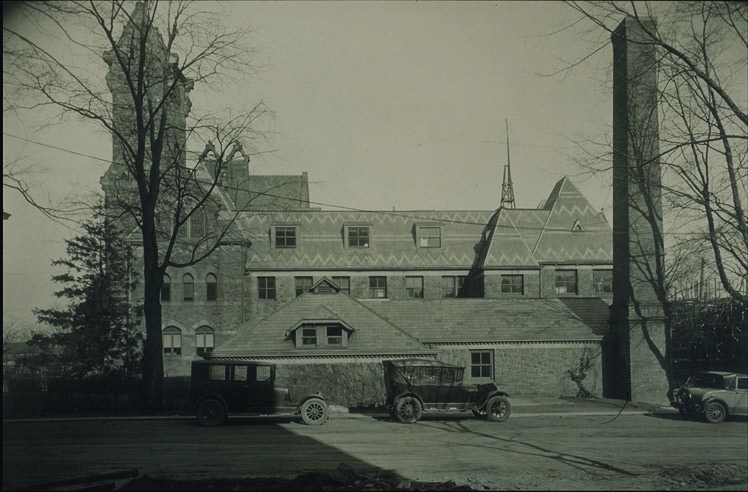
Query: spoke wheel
301,398,329,425
395,396,422,424
704,401,726,423
486,396,511,422
196,399,226,427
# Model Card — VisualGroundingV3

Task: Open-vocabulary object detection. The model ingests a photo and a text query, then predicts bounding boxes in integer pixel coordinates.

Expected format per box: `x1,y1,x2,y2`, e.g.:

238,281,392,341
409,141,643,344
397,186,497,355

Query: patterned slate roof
240,210,493,270
210,289,434,358
367,298,608,343
483,177,612,268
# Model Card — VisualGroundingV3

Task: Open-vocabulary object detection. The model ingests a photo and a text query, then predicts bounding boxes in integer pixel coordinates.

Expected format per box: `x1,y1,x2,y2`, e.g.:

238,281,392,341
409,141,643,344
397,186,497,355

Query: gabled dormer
285,305,355,349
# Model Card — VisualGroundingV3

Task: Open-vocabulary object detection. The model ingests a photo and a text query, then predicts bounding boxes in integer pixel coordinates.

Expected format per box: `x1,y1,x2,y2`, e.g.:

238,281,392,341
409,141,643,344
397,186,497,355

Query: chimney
609,16,669,405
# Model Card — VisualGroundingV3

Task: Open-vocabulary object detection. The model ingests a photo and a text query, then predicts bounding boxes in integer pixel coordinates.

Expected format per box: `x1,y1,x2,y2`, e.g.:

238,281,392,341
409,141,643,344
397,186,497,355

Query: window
500,275,523,294
275,226,297,248
206,273,217,301
234,365,248,381
161,274,171,302
369,276,387,298
348,226,370,248
471,350,493,378
162,327,182,356
302,328,317,346
196,326,215,355
593,269,613,294
190,208,206,238
295,276,313,297
258,276,276,300
555,270,578,294
183,273,194,302
256,365,272,382
418,226,441,248
333,276,350,295
441,275,467,298
209,364,226,380
327,326,343,345
406,276,424,298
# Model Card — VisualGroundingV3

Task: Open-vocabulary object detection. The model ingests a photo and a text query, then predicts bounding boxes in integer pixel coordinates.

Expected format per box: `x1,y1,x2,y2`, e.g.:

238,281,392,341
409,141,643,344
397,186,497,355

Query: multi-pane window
206,273,217,301
500,275,523,294
258,276,276,300
332,276,350,295
471,350,493,378
162,327,182,356
418,226,441,248
183,273,194,302
348,226,370,248
406,276,424,298
441,275,467,298
275,226,297,248
195,326,215,355
295,276,313,297
369,276,387,298
593,269,613,293
161,274,171,302
190,208,206,238
554,269,578,294
327,326,343,346
301,328,317,346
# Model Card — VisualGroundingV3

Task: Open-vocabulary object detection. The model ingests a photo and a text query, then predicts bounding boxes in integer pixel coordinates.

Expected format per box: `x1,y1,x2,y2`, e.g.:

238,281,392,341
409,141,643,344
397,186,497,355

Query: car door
734,377,748,415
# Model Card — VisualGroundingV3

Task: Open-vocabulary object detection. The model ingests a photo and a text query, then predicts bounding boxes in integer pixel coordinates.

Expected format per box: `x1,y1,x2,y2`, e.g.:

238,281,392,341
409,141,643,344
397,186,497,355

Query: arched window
162,327,182,356
183,273,194,302
206,273,217,301
190,207,206,238
196,326,215,355
161,274,171,302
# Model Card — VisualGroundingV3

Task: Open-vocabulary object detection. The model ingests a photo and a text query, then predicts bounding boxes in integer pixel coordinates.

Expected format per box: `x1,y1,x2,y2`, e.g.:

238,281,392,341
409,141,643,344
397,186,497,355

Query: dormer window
417,225,442,248
274,226,298,248
292,323,351,349
346,225,370,248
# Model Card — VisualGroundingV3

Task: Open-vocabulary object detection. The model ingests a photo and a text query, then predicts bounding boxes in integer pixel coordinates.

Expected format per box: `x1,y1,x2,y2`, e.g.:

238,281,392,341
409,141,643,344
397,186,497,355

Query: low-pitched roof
367,298,608,343
210,288,435,358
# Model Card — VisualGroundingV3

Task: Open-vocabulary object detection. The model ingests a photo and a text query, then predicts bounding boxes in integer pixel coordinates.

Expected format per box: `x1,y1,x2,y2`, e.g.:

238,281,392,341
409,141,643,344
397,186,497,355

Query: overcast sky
3,1,617,328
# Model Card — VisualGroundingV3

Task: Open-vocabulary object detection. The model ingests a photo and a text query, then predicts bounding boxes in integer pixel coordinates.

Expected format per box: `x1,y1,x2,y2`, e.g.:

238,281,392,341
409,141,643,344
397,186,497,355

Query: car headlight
677,389,691,404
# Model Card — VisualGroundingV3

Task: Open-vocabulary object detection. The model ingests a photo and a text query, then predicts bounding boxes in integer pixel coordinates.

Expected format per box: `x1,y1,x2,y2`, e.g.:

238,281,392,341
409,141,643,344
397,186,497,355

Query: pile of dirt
657,462,748,489
121,463,477,491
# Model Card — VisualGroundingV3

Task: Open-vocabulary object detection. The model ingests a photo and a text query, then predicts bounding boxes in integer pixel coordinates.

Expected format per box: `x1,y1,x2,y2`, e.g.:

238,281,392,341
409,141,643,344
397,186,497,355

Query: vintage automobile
190,360,329,426
382,358,511,423
671,371,748,423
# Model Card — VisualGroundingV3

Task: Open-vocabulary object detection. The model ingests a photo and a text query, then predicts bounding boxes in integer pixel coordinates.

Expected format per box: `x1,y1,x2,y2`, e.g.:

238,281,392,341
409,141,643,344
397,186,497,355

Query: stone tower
100,1,193,230
609,16,669,404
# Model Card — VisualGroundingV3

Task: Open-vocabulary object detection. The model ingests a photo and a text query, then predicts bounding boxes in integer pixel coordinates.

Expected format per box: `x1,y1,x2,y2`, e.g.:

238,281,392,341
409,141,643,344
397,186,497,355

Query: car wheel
196,399,226,427
395,396,422,424
486,396,511,422
301,398,329,425
704,401,727,423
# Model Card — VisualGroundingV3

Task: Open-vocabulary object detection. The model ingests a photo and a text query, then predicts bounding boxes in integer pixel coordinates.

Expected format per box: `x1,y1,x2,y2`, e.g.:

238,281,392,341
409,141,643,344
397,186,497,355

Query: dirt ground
121,461,747,491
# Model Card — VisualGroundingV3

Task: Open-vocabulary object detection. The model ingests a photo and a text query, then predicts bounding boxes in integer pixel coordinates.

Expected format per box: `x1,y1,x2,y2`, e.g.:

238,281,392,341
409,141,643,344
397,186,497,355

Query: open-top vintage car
190,360,329,426
383,358,511,423
671,371,748,423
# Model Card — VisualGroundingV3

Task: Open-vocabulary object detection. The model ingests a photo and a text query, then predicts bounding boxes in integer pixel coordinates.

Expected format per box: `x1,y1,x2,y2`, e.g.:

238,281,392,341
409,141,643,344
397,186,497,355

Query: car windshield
688,373,728,389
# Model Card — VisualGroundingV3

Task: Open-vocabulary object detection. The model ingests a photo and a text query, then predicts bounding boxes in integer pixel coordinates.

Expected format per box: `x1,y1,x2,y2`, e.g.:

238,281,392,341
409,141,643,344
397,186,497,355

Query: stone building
102,4,669,404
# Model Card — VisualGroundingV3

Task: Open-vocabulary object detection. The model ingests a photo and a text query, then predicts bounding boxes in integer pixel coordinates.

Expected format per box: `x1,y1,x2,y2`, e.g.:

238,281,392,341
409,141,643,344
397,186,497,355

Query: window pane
406,276,424,298
209,365,226,380
333,276,350,295
348,227,370,247
593,270,613,293
295,276,313,297
369,276,387,298
161,275,171,302
256,366,271,382
258,277,276,300
470,350,493,379
234,366,248,381
555,270,577,294
302,328,317,346
327,326,343,345
418,227,441,248
275,227,297,248
183,274,194,301
501,275,523,294
441,276,456,298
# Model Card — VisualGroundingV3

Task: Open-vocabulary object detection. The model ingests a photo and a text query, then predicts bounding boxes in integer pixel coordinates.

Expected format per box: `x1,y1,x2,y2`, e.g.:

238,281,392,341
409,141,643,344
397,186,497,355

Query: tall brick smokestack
609,16,669,404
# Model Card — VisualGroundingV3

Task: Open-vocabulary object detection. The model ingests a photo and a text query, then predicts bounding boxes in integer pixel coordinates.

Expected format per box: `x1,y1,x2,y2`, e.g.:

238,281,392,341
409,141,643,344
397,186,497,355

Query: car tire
301,398,329,425
395,396,422,424
704,401,727,423
486,396,511,422
196,398,227,427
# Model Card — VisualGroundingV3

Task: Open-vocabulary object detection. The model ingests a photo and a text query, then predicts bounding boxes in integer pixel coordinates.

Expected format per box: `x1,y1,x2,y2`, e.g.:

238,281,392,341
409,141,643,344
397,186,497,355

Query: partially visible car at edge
671,371,748,423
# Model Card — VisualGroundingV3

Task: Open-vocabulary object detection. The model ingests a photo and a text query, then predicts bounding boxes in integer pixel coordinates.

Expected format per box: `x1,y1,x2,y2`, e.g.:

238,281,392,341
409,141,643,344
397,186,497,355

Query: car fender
390,391,424,408
701,396,729,415
192,393,228,413
477,390,510,410
294,393,327,412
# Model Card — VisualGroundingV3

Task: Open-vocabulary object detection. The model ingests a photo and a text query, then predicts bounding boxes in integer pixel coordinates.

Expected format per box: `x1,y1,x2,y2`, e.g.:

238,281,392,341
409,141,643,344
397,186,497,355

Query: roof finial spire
500,119,516,209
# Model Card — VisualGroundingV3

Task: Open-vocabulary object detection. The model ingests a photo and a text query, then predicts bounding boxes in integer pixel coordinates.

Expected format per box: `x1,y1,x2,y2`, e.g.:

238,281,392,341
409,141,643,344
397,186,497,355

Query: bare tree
4,1,272,412
558,1,747,396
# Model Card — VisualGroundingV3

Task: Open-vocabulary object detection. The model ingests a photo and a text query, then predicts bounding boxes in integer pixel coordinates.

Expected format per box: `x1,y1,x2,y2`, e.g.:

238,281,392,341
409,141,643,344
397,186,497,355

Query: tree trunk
140,223,164,414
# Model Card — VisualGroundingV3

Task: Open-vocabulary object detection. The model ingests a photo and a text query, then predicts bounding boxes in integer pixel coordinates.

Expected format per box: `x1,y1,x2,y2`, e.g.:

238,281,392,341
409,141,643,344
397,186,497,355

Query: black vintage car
382,358,511,423
190,360,329,426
